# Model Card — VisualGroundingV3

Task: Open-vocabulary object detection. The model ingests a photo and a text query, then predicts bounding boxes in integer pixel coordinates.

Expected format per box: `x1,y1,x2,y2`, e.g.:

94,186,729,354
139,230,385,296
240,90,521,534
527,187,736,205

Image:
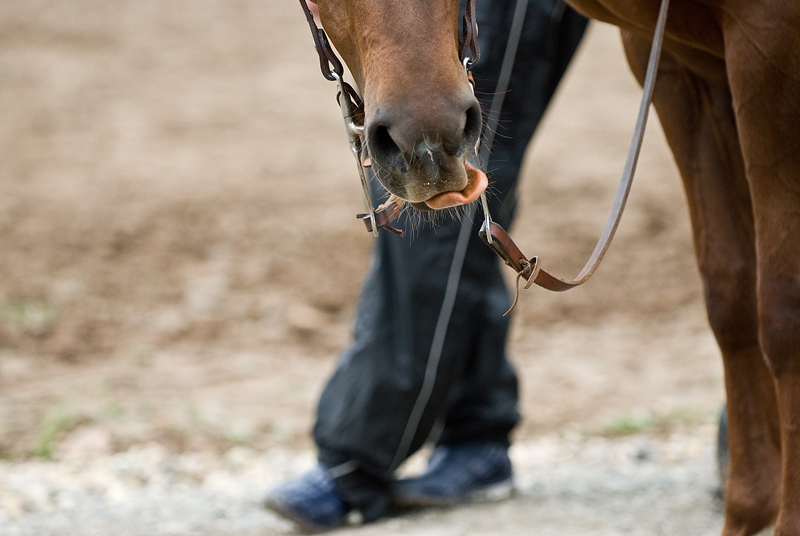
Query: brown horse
311,0,800,534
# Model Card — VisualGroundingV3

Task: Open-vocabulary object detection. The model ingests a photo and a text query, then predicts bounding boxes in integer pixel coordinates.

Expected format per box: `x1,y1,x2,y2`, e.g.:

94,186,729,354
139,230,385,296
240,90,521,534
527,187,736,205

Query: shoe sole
392,477,515,508
263,497,341,534
468,478,515,503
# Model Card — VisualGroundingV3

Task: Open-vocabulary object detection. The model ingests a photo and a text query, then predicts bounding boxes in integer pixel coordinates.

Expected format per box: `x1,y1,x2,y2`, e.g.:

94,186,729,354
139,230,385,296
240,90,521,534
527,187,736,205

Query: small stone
285,303,328,334
2,495,23,519
56,426,112,461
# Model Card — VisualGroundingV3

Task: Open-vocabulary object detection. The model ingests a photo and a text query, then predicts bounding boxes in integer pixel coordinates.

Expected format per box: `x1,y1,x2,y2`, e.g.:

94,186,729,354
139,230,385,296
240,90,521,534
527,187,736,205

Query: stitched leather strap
481,0,670,292
299,0,344,81
357,201,404,236
461,0,480,67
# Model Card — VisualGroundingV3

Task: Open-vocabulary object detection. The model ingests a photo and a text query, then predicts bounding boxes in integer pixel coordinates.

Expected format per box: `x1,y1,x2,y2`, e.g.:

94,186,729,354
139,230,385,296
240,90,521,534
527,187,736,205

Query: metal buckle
334,74,378,237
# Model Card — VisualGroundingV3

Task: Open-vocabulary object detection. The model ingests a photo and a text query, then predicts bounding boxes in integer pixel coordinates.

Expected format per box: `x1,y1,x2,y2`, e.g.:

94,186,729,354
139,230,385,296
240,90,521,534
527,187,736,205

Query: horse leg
621,32,782,535
723,12,800,532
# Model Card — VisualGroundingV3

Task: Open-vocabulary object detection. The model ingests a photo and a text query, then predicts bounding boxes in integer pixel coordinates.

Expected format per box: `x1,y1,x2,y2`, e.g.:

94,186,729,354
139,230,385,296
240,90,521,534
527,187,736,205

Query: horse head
313,0,485,211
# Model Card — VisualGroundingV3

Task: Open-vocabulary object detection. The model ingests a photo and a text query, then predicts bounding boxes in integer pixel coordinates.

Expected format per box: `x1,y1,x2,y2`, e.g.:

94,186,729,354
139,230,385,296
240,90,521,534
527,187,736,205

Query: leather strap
461,0,480,67
357,201,404,236
481,0,670,292
299,0,344,81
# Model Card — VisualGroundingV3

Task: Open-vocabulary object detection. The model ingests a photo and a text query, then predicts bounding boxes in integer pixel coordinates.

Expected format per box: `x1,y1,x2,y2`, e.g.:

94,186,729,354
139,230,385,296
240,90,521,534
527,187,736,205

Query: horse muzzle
364,92,484,211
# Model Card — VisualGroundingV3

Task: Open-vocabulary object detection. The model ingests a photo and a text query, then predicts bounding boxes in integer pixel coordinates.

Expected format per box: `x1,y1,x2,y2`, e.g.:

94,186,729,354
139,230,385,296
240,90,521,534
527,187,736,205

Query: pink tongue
424,163,488,210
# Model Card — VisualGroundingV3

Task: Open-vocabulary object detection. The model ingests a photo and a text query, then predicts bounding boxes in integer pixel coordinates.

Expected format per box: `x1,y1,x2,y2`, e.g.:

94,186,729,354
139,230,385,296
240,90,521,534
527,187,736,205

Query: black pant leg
313,0,588,521
315,201,506,521
439,0,588,445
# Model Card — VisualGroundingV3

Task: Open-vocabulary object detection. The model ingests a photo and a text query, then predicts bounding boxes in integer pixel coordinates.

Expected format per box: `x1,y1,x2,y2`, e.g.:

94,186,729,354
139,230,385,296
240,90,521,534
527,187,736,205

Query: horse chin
408,200,436,212
375,162,488,212
422,162,488,210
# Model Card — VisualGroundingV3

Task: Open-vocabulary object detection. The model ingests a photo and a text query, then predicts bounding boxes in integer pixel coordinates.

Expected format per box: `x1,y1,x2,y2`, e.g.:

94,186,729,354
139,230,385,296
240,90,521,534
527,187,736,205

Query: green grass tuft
33,414,75,459
605,412,655,436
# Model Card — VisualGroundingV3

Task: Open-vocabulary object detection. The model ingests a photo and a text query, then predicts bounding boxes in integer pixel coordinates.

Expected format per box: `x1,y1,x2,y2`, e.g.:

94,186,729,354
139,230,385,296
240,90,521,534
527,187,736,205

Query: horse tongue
424,163,488,210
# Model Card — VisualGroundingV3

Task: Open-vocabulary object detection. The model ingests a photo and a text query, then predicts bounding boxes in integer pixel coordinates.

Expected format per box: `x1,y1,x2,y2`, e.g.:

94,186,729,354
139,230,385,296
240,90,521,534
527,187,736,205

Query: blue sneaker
263,464,350,532
392,442,514,507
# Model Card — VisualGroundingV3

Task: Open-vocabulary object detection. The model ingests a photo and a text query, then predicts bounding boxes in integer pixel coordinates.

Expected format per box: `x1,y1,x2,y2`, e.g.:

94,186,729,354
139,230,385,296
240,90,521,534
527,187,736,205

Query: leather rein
298,0,670,301
482,0,670,296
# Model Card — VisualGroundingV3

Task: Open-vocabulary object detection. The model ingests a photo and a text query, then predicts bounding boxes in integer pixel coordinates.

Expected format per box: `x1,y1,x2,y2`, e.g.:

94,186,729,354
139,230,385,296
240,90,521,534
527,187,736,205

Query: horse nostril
368,124,409,173
457,101,482,158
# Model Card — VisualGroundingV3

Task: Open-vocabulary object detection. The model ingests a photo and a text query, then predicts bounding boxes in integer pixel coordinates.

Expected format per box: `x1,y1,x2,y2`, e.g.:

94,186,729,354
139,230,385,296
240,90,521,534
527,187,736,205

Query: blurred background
0,0,723,463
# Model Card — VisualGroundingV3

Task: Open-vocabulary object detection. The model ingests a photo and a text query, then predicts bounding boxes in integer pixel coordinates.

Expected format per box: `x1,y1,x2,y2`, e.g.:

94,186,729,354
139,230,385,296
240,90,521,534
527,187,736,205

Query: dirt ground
0,0,724,470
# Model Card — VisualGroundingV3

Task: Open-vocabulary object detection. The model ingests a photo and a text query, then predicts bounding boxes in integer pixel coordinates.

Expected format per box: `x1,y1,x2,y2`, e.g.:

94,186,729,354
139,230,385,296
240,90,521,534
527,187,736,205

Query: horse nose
366,95,482,175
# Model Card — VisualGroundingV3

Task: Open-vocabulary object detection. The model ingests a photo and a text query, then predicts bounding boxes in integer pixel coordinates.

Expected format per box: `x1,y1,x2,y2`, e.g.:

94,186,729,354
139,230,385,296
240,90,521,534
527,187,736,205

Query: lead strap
482,0,671,301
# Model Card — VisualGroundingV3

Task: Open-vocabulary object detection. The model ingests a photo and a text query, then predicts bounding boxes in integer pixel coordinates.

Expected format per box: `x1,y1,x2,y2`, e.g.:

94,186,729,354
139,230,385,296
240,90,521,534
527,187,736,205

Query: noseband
298,0,670,310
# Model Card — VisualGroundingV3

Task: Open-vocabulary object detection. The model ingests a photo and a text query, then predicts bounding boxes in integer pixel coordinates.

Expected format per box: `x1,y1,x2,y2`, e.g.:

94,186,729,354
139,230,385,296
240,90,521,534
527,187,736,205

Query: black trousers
313,0,588,521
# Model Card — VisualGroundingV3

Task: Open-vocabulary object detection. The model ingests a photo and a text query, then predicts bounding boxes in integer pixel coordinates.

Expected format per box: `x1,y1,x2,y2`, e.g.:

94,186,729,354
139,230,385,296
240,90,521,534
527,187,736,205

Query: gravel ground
1,428,730,536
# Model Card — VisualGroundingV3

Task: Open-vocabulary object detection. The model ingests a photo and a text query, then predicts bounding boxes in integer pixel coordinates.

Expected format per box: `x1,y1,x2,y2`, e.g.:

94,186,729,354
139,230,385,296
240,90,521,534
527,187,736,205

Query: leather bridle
297,0,481,238
297,0,670,309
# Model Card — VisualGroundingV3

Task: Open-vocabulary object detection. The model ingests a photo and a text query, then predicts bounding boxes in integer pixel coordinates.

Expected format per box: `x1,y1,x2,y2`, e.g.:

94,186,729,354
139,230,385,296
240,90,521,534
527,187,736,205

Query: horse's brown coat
314,0,800,533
